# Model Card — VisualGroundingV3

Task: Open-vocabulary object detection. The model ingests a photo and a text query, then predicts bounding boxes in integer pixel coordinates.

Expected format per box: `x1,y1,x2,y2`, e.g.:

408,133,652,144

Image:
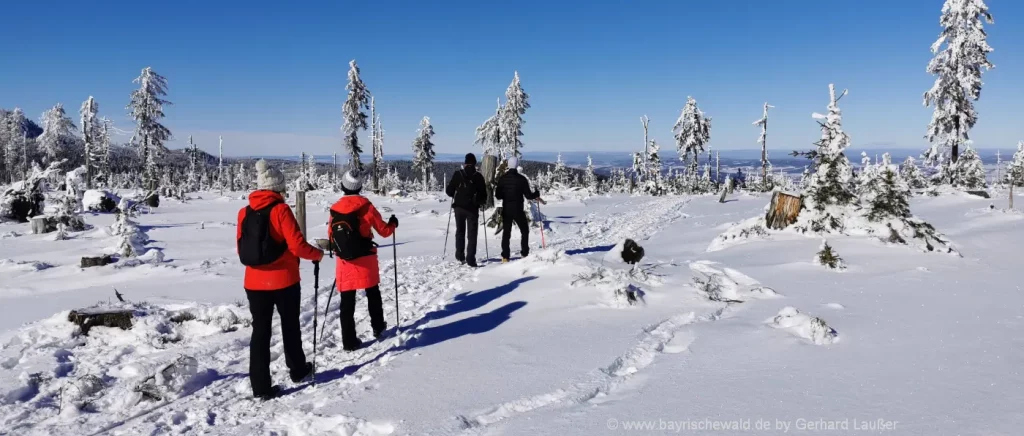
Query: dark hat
464,153,477,165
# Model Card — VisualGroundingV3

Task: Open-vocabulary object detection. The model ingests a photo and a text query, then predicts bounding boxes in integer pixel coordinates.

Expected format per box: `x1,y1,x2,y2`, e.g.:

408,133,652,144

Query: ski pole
536,202,547,249
392,232,400,334
442,203,453,259
312,260,320,385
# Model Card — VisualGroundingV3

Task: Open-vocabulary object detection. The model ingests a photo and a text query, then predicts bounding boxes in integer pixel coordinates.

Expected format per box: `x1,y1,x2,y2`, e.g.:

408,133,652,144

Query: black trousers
339,286,386,348
454,207,479,263
501,208,530,260
245,283,306,396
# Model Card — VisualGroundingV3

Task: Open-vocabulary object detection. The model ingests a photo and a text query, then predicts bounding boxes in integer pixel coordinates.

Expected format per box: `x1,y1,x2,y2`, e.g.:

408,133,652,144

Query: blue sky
2,0,1022,157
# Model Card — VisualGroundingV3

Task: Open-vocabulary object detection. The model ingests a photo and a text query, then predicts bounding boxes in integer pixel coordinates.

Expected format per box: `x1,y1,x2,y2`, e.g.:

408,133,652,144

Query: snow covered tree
475,98,503,158
643,140,666,196
80,97,101,189
753,102,774,187
411,116,435,191
799,85,856,232
1004,141,1024,187
862,153,912,222
186,136,199,192
923,0,994,172
218,136,224,194
127,67,172,191
370,97,385,192
500,72,530,160
552,153,568,186
236,162,250,192
900,156,929,189
306,153,319,189
673,96,712,180
342,60,371,170
585,154,598,192
947,145,986,189
38,103,76,165
4,108,28,183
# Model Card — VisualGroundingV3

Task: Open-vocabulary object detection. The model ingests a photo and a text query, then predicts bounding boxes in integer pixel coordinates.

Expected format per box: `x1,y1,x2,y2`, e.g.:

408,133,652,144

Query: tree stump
765,191,803,230
966,190,990,199
31,216,54,234
80,255,114,268
68,308,134,336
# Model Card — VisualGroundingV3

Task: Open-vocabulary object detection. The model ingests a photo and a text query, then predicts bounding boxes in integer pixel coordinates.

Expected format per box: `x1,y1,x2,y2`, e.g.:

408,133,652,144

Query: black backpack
238,202,288,266
453,169,478,206
329,207,377,260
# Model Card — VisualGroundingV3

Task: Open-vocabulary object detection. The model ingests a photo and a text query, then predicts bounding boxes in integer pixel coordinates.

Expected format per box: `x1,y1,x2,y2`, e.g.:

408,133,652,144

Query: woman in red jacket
237,159,324,400
328,170,398,351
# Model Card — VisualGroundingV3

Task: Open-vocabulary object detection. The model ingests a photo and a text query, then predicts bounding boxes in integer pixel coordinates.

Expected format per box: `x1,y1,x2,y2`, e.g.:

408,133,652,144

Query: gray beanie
255,159,287,192
506,156,519,169
341,169,364,192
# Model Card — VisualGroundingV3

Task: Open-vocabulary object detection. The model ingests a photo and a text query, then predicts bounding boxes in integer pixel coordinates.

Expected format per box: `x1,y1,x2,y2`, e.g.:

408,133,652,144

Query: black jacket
445,167,487,210
495,169,539,210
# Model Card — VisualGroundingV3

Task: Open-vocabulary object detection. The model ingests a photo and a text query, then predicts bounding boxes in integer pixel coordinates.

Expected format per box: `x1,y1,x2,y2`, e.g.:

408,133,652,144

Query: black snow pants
501,208,530,260
338,286,386,349
454,206,479,263
245,283,307,396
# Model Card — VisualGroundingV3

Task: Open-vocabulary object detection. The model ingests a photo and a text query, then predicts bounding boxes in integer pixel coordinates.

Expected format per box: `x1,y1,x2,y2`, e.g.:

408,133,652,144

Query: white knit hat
341,169,365,192
506,157,519,169
255,159,287,193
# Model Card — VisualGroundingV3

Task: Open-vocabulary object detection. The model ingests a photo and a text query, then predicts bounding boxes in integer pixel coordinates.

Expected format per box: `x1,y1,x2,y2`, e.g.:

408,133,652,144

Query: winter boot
290,362,314,383
343,338,364,352
373,322,388,339
255,385,282,401
501,258,509,264
467,259,479,268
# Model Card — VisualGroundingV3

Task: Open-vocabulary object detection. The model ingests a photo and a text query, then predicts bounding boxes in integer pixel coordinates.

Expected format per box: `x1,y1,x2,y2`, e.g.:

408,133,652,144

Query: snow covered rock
83,190,120,213
767,307,839,345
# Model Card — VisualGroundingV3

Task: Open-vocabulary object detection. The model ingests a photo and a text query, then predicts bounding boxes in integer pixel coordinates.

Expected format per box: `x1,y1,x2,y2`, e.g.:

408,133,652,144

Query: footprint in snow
660,331,695,354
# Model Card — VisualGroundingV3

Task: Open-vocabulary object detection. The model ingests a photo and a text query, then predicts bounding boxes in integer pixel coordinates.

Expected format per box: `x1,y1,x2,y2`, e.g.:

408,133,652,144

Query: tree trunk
68,308,133,336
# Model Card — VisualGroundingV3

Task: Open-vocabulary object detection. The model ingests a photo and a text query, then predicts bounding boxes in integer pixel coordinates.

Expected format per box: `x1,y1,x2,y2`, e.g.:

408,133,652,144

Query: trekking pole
319,282,336,344
442,203,453,259
535,202,547,249
392,232,400,335
312,260,320,385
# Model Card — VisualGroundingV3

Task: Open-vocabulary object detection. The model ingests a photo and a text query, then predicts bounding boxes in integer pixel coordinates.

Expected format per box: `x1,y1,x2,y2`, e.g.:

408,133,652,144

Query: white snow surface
0,189,1022,435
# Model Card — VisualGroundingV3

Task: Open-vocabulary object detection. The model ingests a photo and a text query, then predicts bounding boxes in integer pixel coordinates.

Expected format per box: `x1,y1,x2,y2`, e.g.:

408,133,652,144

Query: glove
388,215,399,228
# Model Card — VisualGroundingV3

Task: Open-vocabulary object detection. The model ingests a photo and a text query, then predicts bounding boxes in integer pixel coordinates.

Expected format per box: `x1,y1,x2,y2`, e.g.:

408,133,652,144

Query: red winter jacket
328,195,395,292
237,190,324,291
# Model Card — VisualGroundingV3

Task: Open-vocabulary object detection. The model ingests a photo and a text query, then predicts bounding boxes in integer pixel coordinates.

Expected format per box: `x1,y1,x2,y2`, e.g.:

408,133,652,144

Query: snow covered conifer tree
342,60,371,170
800,85,856,232
552,153,568,186
475,98,503,157
863,153,913,222
218,136,224,194
187,136,199,192
411,116,435,191
127,67,172,191
80,97,101,189
500,72,530,160
948,145,986,189
5,108,27,182
1004,141,1024,187
38,103,76,165
236,162,250,192
643,140,666,196
923,0,994,175
673,96,712,182
585,154,598,192
753,102,774,187
370,98,385,191
900,156,929,189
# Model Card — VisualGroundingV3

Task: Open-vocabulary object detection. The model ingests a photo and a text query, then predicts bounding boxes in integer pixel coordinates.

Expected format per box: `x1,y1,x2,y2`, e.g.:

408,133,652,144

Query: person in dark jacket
236,159,324,400
445,153,488,267
495,156,544,262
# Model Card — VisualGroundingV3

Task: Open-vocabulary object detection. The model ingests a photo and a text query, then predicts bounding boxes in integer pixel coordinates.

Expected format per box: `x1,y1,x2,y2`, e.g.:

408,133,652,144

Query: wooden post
295,190,307,238
1011,184,1015,210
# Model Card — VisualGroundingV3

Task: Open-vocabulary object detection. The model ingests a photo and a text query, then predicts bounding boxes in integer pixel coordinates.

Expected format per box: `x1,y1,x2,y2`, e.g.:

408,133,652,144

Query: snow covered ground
1,189,1022,435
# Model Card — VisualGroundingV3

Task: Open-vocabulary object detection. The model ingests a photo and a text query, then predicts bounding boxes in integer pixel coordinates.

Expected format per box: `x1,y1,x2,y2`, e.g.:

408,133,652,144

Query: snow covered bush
767,307,839,345
900,156,929,189
83,190,119,213
0,160,63,222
